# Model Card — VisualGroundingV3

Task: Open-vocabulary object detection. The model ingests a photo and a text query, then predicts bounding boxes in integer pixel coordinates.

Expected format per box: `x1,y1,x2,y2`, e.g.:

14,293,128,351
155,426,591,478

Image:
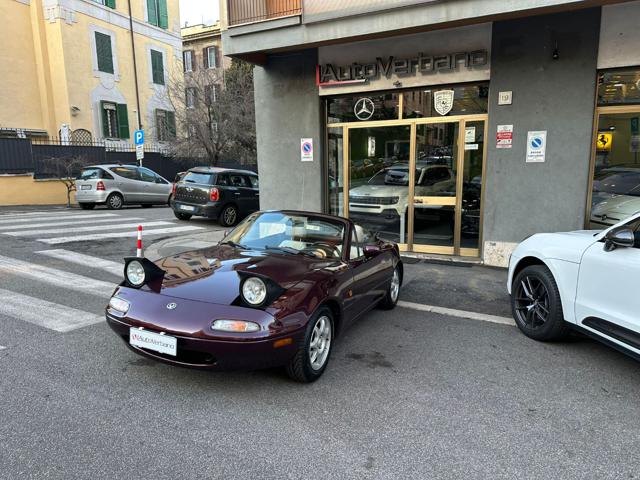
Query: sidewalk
146,234,511,320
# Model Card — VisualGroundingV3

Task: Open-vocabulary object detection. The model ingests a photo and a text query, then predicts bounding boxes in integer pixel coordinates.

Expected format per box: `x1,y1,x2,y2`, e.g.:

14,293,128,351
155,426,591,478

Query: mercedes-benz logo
166,302,177,310
354,98,375,121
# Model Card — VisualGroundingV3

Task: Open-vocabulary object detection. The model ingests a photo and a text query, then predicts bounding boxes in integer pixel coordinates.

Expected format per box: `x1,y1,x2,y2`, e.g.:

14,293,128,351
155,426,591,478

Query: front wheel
378,265,401,310
219,205,239,227
511,265,570,341
286,307,334,383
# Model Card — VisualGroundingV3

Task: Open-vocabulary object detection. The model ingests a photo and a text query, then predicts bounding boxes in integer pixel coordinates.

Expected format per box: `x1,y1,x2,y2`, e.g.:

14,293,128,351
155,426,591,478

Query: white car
508,213,640,358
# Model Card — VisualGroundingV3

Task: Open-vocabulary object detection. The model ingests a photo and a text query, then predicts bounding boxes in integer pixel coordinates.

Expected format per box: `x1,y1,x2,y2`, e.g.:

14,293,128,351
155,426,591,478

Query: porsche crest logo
434,90,455,116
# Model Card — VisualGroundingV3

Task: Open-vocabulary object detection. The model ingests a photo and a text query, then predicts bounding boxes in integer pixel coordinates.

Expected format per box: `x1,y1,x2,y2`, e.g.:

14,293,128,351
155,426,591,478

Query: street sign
301,138,313,162
526,131,547,163
136,144,144,161
496,125,513,149
134,130,144,146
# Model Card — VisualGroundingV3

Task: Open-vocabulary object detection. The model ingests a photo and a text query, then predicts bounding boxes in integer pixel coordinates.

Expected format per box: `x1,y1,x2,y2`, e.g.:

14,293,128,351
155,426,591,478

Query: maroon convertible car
106,210,402,382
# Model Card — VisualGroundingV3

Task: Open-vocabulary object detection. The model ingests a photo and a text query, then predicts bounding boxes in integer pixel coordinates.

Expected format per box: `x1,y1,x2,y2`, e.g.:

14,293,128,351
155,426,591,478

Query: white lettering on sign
496,125,513,149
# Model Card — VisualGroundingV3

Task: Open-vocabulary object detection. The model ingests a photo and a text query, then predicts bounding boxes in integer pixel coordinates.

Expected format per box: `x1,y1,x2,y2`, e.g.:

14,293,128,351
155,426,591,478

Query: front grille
349,196,399,205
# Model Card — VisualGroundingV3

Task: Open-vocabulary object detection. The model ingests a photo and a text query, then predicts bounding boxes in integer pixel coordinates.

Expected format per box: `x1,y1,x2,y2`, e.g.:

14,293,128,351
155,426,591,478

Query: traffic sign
134,130,144,146
136,144,144,161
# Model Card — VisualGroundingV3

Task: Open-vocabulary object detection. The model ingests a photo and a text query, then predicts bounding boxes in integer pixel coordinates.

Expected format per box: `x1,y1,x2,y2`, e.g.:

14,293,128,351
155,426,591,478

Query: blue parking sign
134,130,144,146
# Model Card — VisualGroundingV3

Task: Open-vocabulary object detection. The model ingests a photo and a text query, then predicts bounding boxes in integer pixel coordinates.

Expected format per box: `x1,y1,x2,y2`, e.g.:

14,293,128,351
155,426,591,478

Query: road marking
5,221,174,237
0,345,6,350
0,288,103,332
38,225,206,244
397,300,515,326
0,213,120,225
1,217,143,231
0,255,115,297
36,249,124,277
0,210,68,219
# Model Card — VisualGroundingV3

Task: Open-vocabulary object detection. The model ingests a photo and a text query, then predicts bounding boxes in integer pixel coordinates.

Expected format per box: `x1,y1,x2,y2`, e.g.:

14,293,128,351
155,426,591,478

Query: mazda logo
354,98,375,121
166,303,177,310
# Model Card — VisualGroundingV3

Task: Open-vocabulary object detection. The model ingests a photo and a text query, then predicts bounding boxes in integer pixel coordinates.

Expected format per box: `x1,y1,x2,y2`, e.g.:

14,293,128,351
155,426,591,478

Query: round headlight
242,277,267,305
126,260,146,286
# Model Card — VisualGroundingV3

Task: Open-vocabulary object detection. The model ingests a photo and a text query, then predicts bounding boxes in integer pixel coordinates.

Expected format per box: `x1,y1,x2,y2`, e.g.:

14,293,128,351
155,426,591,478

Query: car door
246,175,260,211
228,174,252,214
138,167,170,203
575,216,640,337
110,166,143,202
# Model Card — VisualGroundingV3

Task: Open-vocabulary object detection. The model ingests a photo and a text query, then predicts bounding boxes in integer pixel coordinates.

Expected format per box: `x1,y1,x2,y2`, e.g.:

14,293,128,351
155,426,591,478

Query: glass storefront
325,84,487,256
589,68,640,230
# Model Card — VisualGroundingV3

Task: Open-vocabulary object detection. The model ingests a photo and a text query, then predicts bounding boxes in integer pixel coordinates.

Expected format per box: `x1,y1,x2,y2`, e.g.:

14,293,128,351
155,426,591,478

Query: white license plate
81,185,92,190
180,205,195,212
129,328,177,356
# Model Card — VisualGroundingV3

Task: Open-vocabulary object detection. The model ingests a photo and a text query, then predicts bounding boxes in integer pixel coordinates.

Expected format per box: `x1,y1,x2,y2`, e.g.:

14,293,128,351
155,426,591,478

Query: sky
179,0,220,27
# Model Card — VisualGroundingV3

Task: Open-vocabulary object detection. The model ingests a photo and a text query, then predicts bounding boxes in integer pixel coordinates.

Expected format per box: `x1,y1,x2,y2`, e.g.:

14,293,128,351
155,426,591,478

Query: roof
188,166,257,175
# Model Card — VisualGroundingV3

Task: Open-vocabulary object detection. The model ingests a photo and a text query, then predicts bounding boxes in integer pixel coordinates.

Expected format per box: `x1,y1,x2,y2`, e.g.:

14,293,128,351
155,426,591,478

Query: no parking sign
526,131,547,163
301,138,313,162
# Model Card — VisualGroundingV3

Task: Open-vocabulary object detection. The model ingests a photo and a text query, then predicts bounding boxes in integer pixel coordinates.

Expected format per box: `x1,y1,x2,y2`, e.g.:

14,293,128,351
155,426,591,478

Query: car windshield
593,170,640,196
368,166,419,186
222,212,346,259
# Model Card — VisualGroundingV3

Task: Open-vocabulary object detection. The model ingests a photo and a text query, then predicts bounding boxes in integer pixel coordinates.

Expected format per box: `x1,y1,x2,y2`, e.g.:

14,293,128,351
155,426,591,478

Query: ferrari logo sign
434,90,454,116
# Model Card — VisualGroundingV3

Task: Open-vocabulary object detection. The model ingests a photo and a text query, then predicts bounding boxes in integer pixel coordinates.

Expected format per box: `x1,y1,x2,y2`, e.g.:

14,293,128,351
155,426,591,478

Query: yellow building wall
0,175,76,206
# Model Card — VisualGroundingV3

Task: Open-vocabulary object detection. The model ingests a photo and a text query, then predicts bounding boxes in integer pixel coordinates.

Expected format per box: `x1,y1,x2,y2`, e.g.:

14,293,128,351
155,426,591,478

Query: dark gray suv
171,167,259,226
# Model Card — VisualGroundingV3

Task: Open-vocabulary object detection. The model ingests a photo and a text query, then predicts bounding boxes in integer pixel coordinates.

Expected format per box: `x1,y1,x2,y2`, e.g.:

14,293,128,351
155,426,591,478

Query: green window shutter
105,0,116,8
147,0,158,26
95,32,114,74
158,0,168,29
116,104,129,139
166,111,176,138
100,101,110,137
151,50,164,85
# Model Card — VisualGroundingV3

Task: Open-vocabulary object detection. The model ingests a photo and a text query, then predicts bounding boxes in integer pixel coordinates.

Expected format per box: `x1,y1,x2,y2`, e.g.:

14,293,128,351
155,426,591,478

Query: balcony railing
228,0,302,27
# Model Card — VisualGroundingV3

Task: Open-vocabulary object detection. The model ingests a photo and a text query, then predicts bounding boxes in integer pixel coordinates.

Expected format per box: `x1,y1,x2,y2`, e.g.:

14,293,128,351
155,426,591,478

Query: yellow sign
597,132,612,151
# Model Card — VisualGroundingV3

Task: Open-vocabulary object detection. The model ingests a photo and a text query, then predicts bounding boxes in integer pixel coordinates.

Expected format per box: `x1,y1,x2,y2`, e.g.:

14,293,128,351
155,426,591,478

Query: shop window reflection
328,129,344,216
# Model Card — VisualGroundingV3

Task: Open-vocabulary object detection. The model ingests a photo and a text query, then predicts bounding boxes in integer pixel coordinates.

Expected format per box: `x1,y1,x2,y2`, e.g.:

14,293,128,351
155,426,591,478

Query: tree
167,58,256,166
41,155,88,207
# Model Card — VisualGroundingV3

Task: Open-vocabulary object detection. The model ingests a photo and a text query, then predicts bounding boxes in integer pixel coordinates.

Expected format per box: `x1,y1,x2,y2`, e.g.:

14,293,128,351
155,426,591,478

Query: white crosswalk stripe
1,217,142,231
0,209,68,219
0,288,103,332
5,221,173,237
36,249,124,277
37,225,205,245
0,255,115,297
0,213,120,225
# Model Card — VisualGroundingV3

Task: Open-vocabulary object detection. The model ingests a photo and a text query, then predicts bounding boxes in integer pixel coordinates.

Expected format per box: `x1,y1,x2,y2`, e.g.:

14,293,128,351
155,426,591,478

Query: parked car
168,171,186,205
171,167,259,227
508,213,640,360
106,210,403,382
590,166,640,228
75,164,171,210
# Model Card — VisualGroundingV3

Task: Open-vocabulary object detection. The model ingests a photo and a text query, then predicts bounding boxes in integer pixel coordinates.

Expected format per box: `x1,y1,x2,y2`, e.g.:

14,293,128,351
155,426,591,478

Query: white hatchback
508,213,640,358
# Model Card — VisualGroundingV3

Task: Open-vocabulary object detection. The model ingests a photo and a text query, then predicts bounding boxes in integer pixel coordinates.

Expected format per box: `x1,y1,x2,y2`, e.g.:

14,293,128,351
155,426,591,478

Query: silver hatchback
74,164,172,210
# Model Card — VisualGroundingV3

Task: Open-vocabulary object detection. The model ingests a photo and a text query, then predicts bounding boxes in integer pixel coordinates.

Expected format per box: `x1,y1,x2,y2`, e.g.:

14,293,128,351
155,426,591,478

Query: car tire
219,204,239,227
285,306,334,383
79,203,95,210
106,193,124,210
511,265,570,341
141,204,153,208
378,264,401,310
174,211,192,221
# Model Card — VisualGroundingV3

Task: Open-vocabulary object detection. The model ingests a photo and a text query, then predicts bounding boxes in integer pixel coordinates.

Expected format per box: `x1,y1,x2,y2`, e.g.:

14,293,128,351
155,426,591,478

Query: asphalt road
1,205,639,479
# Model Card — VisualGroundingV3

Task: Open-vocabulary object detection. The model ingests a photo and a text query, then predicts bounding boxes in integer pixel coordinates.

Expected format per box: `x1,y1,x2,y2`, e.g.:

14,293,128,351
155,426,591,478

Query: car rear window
182,172,214,185
78,168,103,180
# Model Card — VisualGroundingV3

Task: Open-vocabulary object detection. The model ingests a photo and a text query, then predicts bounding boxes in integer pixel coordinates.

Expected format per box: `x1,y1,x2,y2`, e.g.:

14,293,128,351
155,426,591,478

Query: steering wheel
307,242,340,258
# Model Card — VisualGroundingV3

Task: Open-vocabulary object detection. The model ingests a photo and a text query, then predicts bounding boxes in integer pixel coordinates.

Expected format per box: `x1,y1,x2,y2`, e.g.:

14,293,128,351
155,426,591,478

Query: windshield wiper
264,246,318,258
220,241,248,249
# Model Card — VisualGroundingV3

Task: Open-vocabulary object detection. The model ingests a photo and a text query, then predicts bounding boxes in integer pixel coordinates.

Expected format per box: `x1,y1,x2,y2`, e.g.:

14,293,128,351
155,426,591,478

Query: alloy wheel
308,315,332,371
108,195,122,209
514,275,550,330
390,268,400,302
223,207,237,225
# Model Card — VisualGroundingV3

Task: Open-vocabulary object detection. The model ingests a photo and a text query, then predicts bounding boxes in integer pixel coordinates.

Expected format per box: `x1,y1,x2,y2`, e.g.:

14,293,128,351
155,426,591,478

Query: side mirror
604,228,635,252
363,244,381,258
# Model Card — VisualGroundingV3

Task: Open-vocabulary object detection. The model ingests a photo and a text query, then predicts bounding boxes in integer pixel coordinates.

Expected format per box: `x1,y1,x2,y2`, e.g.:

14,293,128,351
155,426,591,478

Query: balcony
227,0,302,27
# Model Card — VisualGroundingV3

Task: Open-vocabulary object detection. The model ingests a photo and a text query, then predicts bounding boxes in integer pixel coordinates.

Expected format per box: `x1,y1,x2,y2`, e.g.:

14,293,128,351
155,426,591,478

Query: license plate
129,328,177,356
180,205,195,212
81,185,92,190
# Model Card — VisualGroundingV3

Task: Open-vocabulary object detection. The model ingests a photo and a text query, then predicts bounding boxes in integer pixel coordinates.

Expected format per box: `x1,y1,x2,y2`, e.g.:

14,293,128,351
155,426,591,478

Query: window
183,171,214,185
185,88,196,108
204,46,218,69
111,167,139,180
249,176,259,189
100,101,129,139
229,175,249,187
95,32,114,74
350,228,363,260
183,50,194,72
156,109,176,141
138,167,158,183
94,0,115,7
77,168,103,180
150,49,164,85
206,84,220,104
146,0,168,29
211,122,218,134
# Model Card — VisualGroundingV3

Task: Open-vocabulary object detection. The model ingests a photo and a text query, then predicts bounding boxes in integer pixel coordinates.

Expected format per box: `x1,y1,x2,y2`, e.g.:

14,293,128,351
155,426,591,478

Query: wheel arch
317,298,343,338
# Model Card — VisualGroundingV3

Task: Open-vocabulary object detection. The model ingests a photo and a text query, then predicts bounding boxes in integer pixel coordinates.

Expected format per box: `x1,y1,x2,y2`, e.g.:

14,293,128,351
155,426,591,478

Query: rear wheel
511,265,570,341
286,307,334,383
378,265,401,310
79,203,95,210
174,211,192,221
106,193,123,210
219,204,239,227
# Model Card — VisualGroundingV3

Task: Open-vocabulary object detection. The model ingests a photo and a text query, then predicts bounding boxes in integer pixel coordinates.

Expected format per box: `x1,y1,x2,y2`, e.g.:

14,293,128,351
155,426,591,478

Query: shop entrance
343,116,487,256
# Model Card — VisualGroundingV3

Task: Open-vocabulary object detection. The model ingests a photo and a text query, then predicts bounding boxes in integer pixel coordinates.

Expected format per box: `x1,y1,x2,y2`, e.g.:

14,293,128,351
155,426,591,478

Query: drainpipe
127,0,143,130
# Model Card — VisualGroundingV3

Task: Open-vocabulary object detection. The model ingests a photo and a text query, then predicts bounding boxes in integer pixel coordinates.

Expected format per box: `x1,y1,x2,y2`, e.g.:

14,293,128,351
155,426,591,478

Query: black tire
219,204,239,227
141,204,153,209
511,265,570,341
106,193,124,210
174,211,192,221
79,203,95,210
286,307,334,383
378,264,401,310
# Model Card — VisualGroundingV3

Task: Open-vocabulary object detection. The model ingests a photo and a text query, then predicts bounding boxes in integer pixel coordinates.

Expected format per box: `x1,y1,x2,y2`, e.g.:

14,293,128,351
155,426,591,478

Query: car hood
349,184,407,198
591,195,640,221
150,245,337,304
517,230,600,263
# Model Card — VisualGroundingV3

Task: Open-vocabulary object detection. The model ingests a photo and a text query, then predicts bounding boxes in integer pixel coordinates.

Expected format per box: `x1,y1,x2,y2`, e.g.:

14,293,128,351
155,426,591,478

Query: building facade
221,0,640,266
0,0,182,144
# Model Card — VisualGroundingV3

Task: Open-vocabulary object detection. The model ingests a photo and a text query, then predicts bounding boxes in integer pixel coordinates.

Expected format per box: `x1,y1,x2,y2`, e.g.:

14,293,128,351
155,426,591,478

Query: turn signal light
273,338,293,349
210,187,219,202
96,181,106,191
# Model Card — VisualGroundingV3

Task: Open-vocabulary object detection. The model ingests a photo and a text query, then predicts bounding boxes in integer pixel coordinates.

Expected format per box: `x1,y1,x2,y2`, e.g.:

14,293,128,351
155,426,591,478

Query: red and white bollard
136,225,143,257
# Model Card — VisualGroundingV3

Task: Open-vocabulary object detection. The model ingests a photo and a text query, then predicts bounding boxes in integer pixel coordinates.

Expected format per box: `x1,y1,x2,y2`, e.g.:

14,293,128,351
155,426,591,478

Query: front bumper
172,200,222,218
